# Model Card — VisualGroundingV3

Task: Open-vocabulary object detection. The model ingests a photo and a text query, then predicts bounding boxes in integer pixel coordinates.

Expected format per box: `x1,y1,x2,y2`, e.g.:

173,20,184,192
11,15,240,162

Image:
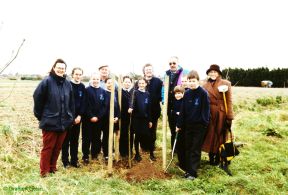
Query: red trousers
40,130,67,176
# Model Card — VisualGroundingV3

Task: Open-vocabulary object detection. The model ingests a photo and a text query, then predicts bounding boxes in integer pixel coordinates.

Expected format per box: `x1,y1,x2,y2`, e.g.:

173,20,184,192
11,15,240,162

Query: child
62,67,86,168
176,70,210,180
172,86,185,171
180,75,190,90
102,77,120,161
82,73,107,163
119,76,134,158
128,78,153,162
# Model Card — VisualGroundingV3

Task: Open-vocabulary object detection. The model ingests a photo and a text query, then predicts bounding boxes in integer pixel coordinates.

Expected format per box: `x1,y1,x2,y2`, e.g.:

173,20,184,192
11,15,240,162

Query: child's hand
176,127,181,132
128,108,133,114
90,117,98,123
149,122,153,128
74,115,81,124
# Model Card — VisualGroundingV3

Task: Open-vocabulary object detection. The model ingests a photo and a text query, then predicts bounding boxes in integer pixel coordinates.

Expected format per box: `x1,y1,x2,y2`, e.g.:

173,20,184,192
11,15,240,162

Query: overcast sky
0,0,287,78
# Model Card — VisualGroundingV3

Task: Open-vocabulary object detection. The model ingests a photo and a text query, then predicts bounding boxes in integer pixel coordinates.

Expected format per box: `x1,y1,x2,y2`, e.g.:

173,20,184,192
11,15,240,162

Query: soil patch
123,152,171,182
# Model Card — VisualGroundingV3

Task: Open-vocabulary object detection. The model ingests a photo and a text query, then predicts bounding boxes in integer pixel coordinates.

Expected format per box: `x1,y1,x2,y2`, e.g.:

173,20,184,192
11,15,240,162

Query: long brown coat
201,77,234,153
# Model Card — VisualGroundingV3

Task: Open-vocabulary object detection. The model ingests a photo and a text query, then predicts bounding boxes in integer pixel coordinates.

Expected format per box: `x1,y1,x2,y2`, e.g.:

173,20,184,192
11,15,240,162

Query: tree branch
0,38,26,75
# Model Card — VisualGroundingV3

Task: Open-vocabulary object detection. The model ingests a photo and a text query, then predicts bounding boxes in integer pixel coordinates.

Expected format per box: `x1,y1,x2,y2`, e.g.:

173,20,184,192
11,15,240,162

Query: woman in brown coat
202,64,234,174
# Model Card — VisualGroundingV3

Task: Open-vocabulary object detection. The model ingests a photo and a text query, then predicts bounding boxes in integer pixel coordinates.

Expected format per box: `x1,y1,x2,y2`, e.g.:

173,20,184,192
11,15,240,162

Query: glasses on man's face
169,62,176,65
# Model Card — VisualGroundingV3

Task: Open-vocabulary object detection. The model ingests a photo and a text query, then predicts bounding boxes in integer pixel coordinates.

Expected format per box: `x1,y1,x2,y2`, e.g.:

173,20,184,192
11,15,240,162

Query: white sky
0,0,287,78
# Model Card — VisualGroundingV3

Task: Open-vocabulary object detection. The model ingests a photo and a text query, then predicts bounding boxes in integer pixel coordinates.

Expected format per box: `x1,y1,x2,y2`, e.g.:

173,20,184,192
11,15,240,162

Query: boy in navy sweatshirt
176,70,210,180
128,78,153,162
62,67,86,168
171,86,185,171
82,73,107,163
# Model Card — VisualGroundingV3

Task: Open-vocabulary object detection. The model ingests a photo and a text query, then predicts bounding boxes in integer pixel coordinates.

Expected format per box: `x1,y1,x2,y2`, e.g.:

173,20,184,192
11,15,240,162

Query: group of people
33,57,234,180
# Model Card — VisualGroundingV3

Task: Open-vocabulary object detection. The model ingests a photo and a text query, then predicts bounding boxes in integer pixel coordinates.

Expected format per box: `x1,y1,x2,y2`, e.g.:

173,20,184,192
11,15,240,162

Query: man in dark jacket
33,59,75,177
142,64,162,160
162,56,189,149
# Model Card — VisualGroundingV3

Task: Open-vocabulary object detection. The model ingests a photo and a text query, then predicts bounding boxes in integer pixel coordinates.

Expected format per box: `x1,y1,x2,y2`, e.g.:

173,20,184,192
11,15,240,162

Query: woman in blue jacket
33,59,75,177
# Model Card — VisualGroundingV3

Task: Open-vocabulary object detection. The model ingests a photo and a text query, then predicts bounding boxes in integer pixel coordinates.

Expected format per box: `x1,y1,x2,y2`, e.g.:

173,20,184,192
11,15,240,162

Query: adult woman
202,64,234,175
33,59,75,177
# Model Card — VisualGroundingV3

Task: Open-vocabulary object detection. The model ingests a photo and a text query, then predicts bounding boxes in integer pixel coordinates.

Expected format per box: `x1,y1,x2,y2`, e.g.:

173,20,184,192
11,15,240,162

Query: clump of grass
256,97,275,106
262,128,282,138
0,124,12,136
256,96,287,106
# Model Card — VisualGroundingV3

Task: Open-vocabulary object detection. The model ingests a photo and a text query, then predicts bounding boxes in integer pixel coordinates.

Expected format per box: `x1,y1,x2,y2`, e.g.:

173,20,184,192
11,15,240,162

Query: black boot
70,161,81,168
63,161,70,168
214,153,220,166
220,162,232,176
149,152,156,161
134,153,142,162
209,153,215,165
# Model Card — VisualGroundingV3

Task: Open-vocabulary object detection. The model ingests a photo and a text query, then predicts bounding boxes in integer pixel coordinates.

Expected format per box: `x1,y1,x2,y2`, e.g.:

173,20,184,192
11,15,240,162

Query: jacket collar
205,77,222,99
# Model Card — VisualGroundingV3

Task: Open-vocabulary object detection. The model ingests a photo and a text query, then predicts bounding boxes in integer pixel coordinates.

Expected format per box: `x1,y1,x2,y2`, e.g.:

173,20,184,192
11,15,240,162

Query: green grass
0,81,288,194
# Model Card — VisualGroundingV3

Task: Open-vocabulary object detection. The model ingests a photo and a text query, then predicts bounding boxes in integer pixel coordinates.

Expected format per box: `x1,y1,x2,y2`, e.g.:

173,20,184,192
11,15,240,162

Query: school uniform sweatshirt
121,88,133,121
85,86,107,120
70,82,86,117
129,90,151,121
176,86,210,128
172,98,183,122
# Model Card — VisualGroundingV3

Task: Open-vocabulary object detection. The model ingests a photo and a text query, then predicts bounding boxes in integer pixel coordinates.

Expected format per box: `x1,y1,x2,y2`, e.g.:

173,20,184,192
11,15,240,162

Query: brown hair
50,58,67,75
122,75,132,82
174,85,185,93
142,63,153,75
137,77,148,84
71,67,83,75
187,70,200,81
105,77,112,83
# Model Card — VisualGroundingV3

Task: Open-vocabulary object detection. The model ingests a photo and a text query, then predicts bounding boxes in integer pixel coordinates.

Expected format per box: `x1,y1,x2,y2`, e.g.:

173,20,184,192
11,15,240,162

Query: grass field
0,80,287,194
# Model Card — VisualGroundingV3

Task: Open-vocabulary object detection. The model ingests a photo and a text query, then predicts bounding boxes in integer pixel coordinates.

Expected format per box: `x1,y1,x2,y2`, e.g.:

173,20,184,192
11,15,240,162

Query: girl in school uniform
128,78,153,162
61,67,86,168
119,76,134,158
82,73,107,163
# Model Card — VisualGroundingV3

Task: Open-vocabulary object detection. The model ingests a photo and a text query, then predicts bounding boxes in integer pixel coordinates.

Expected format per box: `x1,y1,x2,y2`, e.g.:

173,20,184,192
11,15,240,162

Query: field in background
0,80,287,194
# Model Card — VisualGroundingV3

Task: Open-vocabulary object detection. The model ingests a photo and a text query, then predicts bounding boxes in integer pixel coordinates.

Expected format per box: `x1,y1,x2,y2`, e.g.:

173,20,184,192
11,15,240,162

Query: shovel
164,132,178,173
